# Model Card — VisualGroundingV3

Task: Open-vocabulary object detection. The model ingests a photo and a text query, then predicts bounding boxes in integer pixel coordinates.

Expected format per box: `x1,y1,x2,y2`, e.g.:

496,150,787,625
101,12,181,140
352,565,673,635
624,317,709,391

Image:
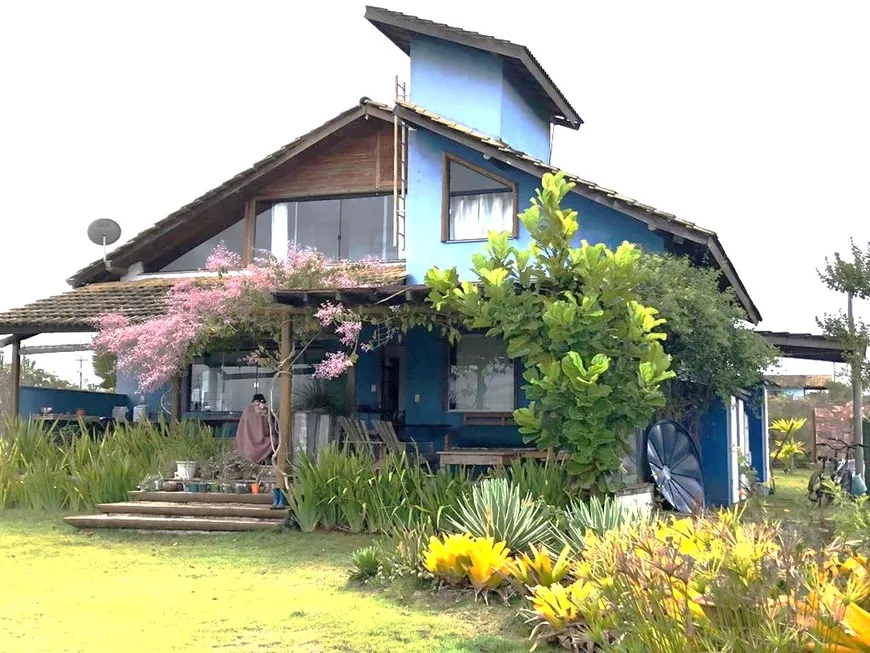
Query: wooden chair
372,420,406,456
337,416,381,459
373,420,444,466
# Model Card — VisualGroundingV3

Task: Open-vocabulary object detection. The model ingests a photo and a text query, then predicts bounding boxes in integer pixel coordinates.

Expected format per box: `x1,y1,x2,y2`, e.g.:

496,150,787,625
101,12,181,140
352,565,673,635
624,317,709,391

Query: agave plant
348,545,381,581
555,495,646,551
449,478,551,551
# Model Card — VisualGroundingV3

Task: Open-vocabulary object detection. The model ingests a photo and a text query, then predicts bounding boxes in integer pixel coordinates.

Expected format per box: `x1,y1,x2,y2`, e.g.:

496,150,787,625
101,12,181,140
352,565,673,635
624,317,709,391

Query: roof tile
0,264,407,333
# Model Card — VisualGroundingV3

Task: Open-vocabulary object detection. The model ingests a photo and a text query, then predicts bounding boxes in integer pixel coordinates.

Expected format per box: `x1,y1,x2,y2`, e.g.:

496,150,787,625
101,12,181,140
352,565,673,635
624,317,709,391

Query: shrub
426,172,676,492
520,510,870,651
450,478,551,551
349,546,381,582
377,520,434,580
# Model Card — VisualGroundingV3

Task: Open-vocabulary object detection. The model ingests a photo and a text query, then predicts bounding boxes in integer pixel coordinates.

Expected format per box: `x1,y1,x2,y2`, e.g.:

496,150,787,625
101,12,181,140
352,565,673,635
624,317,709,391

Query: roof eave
392,102,760,323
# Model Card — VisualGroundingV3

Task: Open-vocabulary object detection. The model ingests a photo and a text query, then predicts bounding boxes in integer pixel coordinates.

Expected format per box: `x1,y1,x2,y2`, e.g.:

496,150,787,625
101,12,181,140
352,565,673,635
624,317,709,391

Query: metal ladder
392,76,408,253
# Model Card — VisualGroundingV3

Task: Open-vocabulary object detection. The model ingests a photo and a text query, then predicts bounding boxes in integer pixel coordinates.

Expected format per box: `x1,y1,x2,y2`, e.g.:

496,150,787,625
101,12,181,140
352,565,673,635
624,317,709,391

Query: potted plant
176,460,198,481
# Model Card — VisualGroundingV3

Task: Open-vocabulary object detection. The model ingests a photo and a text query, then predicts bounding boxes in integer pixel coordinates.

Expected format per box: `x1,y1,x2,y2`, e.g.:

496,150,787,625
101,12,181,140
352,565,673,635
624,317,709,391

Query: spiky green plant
449,478,551,550
490,457,576,507
349,545,382,581
555,495,648,551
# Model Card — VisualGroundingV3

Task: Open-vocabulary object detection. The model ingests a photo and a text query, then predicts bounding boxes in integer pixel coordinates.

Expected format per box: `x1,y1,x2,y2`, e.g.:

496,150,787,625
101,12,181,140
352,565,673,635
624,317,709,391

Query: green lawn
0,511,530,653
743,466,835,543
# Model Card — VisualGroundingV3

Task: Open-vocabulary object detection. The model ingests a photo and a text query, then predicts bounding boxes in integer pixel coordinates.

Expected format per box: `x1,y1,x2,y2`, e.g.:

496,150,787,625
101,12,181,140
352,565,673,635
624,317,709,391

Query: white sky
1,0,867,384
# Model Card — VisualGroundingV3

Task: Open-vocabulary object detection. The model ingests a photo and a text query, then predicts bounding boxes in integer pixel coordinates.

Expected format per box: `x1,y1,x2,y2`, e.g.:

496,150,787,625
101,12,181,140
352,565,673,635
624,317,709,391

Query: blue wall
19,386,130,419
411,36,503,138
747,386,769,484
409,35,552,162
116,372,171,421
405,128,666,283
501,71,551,161
699,400,730,506
366,327,524,448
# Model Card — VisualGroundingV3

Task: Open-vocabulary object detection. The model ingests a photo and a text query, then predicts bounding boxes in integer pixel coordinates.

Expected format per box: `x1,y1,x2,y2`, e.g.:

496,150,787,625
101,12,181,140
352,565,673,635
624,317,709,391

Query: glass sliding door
255,194,397,261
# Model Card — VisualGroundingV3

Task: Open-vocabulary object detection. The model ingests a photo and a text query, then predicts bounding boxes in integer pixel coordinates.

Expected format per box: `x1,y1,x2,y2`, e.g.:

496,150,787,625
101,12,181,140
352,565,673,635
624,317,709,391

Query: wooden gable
257,119,395,199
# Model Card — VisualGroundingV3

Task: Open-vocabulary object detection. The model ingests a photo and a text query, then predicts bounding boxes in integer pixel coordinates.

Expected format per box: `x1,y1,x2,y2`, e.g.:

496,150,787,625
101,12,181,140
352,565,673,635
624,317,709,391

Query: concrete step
98,501,288,520
64,513,283,532
129,491,273,505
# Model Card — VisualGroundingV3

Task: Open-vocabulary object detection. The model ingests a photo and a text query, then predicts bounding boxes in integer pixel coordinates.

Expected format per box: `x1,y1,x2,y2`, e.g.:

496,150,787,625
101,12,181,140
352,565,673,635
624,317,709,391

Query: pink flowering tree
93,242,394,394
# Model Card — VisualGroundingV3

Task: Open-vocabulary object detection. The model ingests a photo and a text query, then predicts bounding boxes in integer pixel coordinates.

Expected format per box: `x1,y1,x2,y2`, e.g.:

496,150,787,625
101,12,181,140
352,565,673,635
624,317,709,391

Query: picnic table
437,447,570,468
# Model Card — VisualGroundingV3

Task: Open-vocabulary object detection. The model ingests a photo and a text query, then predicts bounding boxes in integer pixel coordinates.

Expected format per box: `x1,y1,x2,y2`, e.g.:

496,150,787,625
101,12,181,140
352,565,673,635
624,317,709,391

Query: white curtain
449,191,513,240
271,203,289,260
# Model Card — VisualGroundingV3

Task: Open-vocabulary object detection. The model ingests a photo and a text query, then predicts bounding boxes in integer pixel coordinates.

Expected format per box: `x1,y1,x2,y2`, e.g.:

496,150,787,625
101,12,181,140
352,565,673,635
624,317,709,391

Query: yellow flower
422,533,473,583
465,537,511,591
506,544,571,588
530,581,601,629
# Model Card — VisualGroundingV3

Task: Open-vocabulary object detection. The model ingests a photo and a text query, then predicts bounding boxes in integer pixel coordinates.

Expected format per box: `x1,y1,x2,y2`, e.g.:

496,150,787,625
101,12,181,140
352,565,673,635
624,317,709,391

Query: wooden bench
437,447,570,468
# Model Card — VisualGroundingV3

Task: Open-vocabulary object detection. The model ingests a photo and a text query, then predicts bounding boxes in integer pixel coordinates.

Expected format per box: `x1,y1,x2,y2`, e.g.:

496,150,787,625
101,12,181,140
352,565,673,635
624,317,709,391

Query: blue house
1,7,831,505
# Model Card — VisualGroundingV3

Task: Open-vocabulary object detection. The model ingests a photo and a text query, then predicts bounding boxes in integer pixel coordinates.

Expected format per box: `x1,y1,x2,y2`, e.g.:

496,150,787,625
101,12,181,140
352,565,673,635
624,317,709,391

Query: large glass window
188,351,267,413
161,219,245,272
255,195,398,261
444,157,516,241
448,335,514,412
187,347,327,413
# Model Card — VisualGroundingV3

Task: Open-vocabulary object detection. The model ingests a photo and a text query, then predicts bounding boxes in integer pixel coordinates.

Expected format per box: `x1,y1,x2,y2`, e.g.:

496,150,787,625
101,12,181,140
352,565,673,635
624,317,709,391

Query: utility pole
849,292,865,477
75,355,87,390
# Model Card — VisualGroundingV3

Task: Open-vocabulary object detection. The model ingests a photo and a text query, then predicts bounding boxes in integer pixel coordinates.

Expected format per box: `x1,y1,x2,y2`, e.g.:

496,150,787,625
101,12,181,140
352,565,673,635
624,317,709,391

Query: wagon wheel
646,420,705,513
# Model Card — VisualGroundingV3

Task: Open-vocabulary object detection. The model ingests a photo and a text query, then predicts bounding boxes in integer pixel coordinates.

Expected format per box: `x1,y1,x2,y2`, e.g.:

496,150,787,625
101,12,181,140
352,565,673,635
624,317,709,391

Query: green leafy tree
635,254,779,426
817,239,870,476
92,352,116,391
0,357,77,418
426,172,675,492
769,417,808,474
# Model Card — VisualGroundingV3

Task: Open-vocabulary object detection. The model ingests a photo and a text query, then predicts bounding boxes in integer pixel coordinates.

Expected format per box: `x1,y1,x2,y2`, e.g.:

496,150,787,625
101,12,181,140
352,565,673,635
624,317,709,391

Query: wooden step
98,501,288,519
64,513,282,532
129,491,273,505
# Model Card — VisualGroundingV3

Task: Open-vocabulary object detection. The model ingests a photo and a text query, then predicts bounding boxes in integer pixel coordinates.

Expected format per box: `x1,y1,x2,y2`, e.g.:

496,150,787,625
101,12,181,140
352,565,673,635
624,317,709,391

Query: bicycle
807,437,868,504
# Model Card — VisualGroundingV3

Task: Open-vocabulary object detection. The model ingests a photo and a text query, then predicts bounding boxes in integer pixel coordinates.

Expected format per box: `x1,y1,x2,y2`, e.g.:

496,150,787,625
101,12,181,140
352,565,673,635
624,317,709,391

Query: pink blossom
335,320,362,346
94,242,388,392
315,302,343,326
205,242,242,272
314,352,353,380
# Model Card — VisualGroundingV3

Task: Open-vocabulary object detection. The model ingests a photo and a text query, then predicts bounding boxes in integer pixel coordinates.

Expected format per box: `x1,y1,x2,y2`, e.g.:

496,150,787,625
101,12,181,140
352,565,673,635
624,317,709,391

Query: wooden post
10,338,21,419
275,313,293,491
171,374,182,422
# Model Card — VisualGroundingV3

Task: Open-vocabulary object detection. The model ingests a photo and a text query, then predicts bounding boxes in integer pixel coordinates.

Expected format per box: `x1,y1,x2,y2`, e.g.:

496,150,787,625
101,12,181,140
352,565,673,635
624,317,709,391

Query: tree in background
91,352,116,391
769,417,808,475
635,254,779,430
0,357,76,418
817,239,870,478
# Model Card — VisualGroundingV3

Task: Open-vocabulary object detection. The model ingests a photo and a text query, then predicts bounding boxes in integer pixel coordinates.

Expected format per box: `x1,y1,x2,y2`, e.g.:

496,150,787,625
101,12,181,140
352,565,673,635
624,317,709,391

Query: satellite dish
646,420,705,513
86,219,125,273
87,219,122,246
